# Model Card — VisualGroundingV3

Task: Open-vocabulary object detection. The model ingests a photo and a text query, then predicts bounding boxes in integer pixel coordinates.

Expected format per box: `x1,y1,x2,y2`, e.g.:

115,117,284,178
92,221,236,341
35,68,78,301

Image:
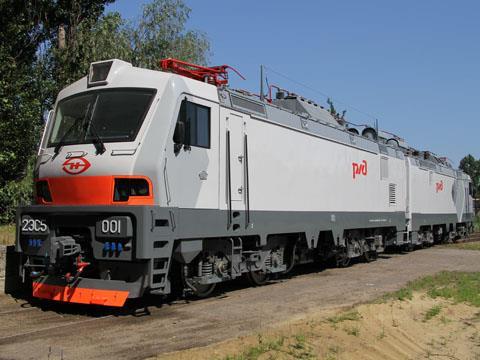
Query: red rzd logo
352,160,368,179
436,180,444,193
62,157,91,175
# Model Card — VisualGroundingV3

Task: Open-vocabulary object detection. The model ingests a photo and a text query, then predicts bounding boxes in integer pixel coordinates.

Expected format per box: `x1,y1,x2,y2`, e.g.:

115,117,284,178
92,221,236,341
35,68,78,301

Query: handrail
226,130,232,229
244,134,250,228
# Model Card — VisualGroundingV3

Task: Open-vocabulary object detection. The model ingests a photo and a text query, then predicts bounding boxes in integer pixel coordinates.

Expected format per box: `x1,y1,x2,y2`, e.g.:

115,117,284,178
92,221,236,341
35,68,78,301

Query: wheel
181,264,216,298
403,243,414,252
183,276,216,298
284,243,296,274
452,235,457,243
336,247,351,268
363,250,377,262
190,283,216,298
246,270,269,286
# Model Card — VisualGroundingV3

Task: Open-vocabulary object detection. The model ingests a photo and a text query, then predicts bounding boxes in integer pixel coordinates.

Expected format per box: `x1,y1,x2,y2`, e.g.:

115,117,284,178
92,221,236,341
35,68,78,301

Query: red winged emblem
62,157,91,175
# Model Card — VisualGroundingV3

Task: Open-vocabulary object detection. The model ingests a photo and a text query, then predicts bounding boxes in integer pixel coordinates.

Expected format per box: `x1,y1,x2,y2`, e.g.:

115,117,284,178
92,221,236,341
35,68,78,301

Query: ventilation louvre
231,95,266,115
389,183,396,205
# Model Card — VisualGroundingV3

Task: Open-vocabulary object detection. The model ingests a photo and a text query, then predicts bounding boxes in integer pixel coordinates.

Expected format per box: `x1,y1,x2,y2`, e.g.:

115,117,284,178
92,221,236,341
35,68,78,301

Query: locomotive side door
222,110,250,228
169,95,219,209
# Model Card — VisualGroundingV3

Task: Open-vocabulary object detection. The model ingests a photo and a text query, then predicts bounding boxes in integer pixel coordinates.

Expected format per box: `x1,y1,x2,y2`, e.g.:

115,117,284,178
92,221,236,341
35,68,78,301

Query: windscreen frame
46,87,157,148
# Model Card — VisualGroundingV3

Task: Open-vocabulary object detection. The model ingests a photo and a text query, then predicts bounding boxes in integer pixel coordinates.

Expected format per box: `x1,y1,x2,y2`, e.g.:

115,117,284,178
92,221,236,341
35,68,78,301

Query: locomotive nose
34,176,153,206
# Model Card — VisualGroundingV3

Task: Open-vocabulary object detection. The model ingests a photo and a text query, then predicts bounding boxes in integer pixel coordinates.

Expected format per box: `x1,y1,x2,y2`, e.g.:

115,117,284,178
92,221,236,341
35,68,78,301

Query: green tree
0,0,210,224
0,1,45,183
131,0,210,69
52,0,210,89
52,11,132,89
459,154,480,196
0,0,114,180
0,0,113,223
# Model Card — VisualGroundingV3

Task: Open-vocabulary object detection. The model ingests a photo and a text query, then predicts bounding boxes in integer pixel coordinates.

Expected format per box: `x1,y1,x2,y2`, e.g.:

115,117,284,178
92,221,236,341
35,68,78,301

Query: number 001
101,219,121,234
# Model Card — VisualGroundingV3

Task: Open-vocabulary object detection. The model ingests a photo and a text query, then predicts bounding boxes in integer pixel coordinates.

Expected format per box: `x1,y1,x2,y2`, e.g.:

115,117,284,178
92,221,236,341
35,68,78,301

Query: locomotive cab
16,59,220,306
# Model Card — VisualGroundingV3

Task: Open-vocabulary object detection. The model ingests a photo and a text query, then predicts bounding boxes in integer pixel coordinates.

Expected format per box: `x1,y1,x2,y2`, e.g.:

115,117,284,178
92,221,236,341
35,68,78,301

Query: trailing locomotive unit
15,59,474,306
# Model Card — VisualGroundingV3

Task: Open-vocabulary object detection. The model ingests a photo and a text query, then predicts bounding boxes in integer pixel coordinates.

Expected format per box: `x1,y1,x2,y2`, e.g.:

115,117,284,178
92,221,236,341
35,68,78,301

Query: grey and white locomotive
15,58,474,306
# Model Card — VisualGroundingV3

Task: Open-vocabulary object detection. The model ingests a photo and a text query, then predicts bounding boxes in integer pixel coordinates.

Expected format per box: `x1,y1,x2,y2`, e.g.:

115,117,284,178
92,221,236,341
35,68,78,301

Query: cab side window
174,99,210,149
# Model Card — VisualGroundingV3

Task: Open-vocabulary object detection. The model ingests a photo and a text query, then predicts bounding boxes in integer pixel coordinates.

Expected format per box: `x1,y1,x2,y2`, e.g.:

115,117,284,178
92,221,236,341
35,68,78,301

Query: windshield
47,88,156,147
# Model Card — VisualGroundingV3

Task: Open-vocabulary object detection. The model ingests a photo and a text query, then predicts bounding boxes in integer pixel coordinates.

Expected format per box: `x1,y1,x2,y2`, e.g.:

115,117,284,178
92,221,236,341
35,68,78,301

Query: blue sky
107,0,480,166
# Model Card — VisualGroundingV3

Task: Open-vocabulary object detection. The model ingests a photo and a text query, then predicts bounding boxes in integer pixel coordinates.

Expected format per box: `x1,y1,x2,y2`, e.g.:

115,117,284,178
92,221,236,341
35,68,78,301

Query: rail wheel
247,270,269,286
363,250,377,262
181,264,216,298
403,243,414,252
336,247,351,268
284,243,297,274
191,282,216,298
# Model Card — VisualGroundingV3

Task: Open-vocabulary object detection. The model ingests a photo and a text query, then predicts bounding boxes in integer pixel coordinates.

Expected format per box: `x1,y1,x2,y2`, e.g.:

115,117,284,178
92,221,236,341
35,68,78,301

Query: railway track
0,315,113,343
0,291,196,347
0,246,478,360
0,233,480,357
0,306,36,316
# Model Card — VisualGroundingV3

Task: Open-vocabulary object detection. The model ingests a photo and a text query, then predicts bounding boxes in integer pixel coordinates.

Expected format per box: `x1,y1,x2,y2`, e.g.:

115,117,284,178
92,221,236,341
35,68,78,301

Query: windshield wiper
85,121,106,155
83,95,106,155
54,103,92,156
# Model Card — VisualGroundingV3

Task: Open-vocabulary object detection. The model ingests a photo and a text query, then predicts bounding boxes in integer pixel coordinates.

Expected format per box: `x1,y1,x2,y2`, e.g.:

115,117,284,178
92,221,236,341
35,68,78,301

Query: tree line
0,0,210,223
459,155,480,198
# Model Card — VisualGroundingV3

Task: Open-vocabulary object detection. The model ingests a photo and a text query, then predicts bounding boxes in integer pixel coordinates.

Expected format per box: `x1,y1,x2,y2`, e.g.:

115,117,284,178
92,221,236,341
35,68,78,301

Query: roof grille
231,95,266,116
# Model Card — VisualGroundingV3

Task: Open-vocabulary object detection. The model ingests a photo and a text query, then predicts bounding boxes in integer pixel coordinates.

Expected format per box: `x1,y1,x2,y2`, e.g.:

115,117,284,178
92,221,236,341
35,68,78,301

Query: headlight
113,178,150,202
88,60,112,85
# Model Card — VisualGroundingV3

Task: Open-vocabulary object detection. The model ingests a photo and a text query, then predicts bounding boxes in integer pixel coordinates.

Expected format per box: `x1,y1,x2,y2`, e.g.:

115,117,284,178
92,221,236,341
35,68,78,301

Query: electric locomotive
14,59,474,306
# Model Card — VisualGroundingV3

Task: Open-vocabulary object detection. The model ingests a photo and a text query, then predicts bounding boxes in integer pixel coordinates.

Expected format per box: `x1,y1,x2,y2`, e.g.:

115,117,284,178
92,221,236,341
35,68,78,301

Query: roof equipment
160,58,245,86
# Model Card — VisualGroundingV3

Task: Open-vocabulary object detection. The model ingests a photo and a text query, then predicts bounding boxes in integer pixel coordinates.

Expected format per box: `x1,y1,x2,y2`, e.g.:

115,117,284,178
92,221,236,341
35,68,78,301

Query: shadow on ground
2,246,422,318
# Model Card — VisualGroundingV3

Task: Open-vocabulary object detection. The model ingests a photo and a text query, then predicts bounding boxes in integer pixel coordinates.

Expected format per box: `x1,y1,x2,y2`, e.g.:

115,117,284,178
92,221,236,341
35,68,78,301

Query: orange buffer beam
32,282,129,307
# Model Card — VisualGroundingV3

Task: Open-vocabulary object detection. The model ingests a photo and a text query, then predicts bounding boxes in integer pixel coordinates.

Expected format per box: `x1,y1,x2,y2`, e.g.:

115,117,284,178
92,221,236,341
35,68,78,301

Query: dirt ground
0,247,479,360
157,293,480,360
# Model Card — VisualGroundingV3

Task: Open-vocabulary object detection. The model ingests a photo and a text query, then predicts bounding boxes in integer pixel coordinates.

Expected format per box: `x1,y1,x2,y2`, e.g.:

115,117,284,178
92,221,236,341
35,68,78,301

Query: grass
423,305,442,321
223,333,316,360
445,242,480,251
325,346,341,360
377,326,386,339
383,271,480,307
382,287,414,302
440,315,451,325
0,224,15,246
224,335,285,360
327,310,361,324
219,271,480,360
344,326,360,336
474,214,480,232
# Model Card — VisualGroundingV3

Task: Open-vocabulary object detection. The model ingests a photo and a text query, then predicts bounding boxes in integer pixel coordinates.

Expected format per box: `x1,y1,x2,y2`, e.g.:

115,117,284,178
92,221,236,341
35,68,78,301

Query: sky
107,0,480,166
